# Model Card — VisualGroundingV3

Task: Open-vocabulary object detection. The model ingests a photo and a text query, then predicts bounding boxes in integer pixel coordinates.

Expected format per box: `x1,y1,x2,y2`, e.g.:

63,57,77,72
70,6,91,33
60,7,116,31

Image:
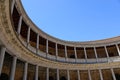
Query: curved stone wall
0,0,120,80
13,0,120,64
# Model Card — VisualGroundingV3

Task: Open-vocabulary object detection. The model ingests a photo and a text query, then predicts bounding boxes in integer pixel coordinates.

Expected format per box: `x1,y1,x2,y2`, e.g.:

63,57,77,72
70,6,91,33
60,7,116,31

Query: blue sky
21,0,120,41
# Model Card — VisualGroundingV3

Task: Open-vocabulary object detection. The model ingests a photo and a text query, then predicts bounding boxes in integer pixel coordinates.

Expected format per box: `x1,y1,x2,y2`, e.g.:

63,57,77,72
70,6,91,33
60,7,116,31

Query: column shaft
77,70,80,80
88,70,92,80
56,43,58,59
46,40,48,57
116,44,120,56
67,70,70,80
36,34,39,54
84,47,87,62
23,62,28,80
65,45,68,60
94,47,98,62
104,46,109,62
36,34,39,49
57,69,59,80
10,56,17,80
0,46,6,75
35,65,39,80
105,46,109,58
74,47,77,61
99,69,103,80
27,27,30,45
46,68,49,80
111,68,116,80
11,0,16,14
17,16,22,35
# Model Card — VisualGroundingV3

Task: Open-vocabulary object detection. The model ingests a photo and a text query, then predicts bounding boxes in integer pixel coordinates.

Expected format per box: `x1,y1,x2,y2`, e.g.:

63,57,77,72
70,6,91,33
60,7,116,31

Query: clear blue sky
21,0,120,41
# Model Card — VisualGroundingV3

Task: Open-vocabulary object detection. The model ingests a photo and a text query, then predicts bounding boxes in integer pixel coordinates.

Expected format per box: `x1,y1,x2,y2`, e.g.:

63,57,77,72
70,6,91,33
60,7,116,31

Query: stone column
74,47,77,61
99,69,103,80
94,47,98,62
36,34,39,53
23,62,28,80
46,68,49,80
77,70,80,80
56,43,58,59
104,46,109,61
84,47,87,62
17,16,22,35
67,70,70,80
0,46,6,75
27,27,30,46
88,70,92,80
46,40,48,57
116,44,120,56
10,56,17,80
111,68,116,80
11,0,16,14
36,34,39,49
65,45,68,61
35,65,39,80
57,69,59,80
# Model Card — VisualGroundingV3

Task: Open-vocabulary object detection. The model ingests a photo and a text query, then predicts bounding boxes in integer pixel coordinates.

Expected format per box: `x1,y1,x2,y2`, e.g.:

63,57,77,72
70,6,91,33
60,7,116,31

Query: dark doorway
115,73,120,80
70,55,75,58
49,76,54,80
0,73,9,80
60,76,67,80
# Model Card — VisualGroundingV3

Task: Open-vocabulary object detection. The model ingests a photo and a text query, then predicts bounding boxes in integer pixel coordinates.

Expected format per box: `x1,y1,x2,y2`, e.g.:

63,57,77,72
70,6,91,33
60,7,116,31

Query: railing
26,42,120,64
18,36,120,64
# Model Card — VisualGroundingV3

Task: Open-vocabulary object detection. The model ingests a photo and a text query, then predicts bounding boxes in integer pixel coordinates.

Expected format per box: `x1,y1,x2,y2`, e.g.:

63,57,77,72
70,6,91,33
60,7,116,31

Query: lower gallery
0,0,120,80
